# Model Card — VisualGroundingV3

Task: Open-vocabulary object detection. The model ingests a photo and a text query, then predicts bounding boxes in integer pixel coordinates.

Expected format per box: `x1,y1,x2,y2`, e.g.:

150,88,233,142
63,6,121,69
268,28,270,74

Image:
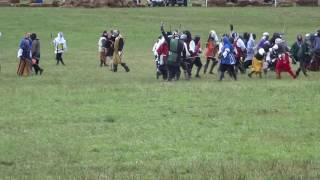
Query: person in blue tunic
17,33,32,76
219,36,237,81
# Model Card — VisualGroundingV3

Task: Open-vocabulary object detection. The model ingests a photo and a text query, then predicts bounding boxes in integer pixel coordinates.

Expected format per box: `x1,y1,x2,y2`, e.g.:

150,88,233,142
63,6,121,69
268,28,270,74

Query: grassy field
0,7,320,179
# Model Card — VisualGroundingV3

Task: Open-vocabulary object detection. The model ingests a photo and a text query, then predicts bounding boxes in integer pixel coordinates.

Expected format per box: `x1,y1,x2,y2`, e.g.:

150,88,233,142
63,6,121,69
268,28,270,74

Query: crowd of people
97,29,130,72
17,33,44,76
16,32,69,76
15,29,131,77
9,25,320,79
152,23,320,81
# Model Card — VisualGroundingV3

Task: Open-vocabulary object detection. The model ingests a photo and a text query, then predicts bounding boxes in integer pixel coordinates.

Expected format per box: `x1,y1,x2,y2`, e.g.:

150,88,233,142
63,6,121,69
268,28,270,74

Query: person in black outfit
30,33,43,75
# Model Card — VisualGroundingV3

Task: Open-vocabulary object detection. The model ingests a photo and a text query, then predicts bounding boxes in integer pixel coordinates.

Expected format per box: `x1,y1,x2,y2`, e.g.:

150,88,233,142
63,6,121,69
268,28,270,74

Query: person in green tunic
160,22,186,81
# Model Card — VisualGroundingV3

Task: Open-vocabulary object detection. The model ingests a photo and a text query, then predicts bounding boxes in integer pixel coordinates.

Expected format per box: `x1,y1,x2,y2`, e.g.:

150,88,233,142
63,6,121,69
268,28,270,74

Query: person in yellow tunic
111,30,130,72
248,48,265,78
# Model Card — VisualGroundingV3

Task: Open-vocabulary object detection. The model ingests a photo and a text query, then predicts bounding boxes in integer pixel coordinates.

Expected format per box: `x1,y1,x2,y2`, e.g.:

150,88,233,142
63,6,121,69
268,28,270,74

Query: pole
206,0,208,7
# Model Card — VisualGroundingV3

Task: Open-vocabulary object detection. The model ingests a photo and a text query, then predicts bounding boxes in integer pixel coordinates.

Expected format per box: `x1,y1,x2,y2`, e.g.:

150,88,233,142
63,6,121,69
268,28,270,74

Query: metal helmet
180,34,187,41
112,30,120,37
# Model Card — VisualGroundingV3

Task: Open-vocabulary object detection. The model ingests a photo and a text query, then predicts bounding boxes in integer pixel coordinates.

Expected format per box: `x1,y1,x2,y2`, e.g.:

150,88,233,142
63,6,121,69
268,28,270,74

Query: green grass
0,7,320,179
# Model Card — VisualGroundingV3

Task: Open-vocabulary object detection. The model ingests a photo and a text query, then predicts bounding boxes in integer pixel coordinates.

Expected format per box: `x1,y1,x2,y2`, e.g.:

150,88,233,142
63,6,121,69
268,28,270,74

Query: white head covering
258,48,265,56
54,32,67,53
58,32,63,38
210,30,219,42
263,32,269,37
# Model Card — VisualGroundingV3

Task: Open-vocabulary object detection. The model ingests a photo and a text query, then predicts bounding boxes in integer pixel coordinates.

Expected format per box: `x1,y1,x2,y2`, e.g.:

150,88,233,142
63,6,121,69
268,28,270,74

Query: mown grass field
0,7,320,179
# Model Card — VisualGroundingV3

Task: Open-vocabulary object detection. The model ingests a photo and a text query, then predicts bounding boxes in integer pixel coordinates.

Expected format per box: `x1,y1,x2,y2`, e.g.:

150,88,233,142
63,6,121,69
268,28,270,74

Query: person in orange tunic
204,30,219,74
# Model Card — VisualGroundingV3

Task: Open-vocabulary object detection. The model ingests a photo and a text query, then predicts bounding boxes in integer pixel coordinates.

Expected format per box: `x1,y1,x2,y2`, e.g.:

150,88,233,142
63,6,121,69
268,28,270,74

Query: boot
203,63,208,74
176,70,181,81
209,62,217,74
195,66,201,78
219,72,224,81
121,63,130,72
156,71,161,79
296,69,300,77
276,72,281,79
113,64,118,72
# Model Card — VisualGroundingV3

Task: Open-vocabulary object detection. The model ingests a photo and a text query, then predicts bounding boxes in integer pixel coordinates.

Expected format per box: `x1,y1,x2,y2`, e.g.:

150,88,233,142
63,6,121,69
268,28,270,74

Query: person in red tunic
156,37,169,80
274,38,296,79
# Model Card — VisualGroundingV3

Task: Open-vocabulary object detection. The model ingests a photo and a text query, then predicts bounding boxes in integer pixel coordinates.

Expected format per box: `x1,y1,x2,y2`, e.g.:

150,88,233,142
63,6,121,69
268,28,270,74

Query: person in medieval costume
270,32,282,47
291,34,309,77
17,33,32,76
262,41,272,76
204,30,219,74
53,32,67,65
156,36,169,80
153,36,164,79
274,38,296,79
190,35,202,78
248,48,265,78
30,33,43,75
218,36,237,81
111,30,130,72
183,30,202,78
257,32,270,49
161,23,185,81
104,31,114,71
179,33,192,80
302,34,313,71
310,29,320,71
232,32,246,74
98,31,108,67
243,33,256,71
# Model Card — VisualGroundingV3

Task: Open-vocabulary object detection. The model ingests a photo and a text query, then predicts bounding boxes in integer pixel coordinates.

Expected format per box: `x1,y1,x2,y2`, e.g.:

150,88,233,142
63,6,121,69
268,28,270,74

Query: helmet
30,33,37,40
232,32,238,39
275,38,283,44
258,48,265,56
112,30,119,37
210,30,219,42
180,34,187,41
263,32,269,37
172,31,178,38
305,33,310,40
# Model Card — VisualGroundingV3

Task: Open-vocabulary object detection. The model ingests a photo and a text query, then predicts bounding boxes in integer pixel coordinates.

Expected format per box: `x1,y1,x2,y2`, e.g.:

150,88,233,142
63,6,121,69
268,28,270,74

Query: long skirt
251,57,263,73
17,58,31,76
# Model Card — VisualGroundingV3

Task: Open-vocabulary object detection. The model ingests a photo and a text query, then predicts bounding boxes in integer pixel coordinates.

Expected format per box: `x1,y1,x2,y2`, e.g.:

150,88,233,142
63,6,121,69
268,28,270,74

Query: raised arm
161,22,170,44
